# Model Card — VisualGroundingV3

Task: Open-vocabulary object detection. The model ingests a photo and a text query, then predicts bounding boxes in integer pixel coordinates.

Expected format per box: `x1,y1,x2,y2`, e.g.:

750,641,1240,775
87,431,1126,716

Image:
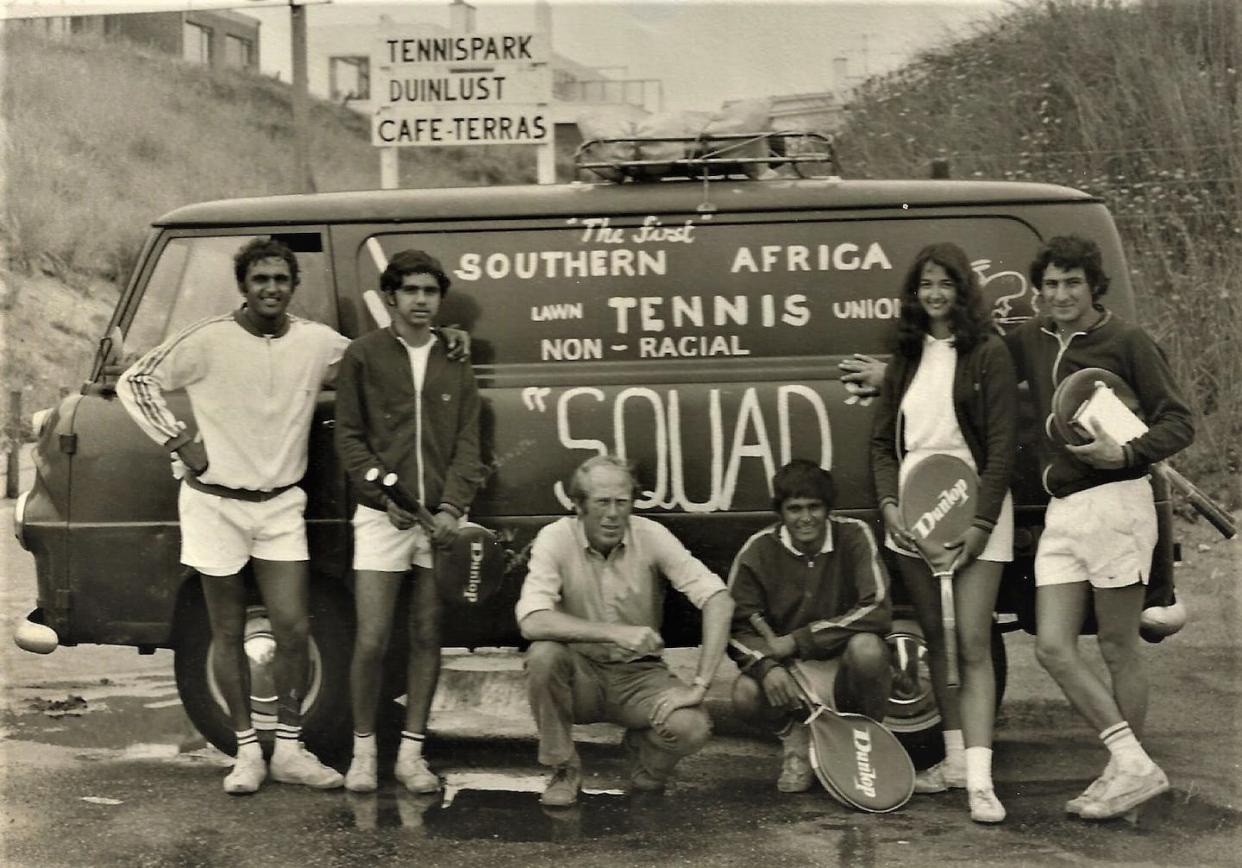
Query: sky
244,0,1011,112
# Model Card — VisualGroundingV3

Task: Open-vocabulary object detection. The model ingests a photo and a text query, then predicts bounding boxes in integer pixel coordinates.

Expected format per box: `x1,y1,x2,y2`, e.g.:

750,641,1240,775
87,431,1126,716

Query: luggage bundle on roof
574,99,840,183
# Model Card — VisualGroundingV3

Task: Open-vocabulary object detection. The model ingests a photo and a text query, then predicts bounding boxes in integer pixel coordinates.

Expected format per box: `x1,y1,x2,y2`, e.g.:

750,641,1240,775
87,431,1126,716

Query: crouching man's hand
650,682,707,732
761,667,802,711
611,625,665,657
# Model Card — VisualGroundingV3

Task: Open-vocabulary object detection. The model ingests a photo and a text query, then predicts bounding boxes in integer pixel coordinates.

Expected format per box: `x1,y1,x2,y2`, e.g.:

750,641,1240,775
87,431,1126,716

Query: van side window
124,234,334,361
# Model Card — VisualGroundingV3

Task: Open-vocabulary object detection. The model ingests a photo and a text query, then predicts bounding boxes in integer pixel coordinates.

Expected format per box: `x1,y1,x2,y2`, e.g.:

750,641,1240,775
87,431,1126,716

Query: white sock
943,729,965,767
399,730,425,760
353,731,376,758
1100,722,1153,772
274,723,302,756
235,728,262,759
965,746,993,790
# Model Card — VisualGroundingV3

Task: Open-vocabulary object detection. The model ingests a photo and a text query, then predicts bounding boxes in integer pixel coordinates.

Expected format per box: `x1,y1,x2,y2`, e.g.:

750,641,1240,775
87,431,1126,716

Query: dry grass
836,0,1241,501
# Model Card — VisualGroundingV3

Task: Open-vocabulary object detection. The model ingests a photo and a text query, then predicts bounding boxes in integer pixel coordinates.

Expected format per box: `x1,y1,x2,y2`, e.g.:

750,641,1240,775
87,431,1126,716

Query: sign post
373,23,553,188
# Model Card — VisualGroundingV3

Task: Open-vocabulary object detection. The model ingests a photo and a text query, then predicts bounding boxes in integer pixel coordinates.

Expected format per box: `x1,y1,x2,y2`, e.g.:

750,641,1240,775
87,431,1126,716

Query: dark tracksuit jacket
1004,310,1194,498
334,327,485,516
728,517,892,683
869,332,1019,533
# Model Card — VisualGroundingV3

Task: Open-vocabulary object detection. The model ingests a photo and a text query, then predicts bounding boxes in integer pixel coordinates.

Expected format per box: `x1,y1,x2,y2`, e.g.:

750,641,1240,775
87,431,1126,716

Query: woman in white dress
870,242,1018,823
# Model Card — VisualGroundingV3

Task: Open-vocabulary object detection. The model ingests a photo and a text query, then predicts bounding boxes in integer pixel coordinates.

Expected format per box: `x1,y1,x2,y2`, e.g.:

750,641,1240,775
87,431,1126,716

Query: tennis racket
743,614,915,813
1051,368,1235,540
364,466,505,605
898,454,979,689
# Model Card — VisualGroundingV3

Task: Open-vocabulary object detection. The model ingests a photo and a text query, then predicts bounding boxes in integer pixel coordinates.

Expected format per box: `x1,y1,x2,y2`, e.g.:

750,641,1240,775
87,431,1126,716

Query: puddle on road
333,771,657,842
2,693,201,753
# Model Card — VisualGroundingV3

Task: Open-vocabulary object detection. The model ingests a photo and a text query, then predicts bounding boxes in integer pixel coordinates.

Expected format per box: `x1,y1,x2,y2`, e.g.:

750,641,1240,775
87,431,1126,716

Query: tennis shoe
270,742,344,789
223,748,266,795
395,754,441,794
1065,759,1116,815
777,724,814,793
1078,763,1169,819
968,787,1006,823
345,751,378,793
914,759,966,794
540,762,581,807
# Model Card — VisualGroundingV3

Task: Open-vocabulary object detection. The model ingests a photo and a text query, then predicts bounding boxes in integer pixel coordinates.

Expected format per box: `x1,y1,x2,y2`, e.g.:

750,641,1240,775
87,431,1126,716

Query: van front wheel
883,618,1008,769
173,581,353,760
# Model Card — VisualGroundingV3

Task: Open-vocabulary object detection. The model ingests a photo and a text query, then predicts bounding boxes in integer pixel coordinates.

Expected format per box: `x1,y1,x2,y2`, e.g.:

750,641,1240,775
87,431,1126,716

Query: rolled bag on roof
576,98,775,181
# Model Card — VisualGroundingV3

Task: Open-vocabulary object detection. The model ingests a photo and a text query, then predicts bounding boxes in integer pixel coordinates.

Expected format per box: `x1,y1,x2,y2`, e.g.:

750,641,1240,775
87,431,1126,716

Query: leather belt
184,475,296,503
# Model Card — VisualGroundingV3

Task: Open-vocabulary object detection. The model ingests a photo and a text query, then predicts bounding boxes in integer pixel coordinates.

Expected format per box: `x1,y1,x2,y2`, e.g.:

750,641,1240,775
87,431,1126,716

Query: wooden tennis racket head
805,709,915,813
898,454,978,572
1050,367,1140,446
433,522,505,606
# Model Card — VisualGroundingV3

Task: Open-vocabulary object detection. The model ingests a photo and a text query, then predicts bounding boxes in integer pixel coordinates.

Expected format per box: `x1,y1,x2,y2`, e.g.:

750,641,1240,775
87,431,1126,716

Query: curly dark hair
233,237,299,287
380,249,451,296
893,242,990,360
770,459,835,514
1028,235,1110,301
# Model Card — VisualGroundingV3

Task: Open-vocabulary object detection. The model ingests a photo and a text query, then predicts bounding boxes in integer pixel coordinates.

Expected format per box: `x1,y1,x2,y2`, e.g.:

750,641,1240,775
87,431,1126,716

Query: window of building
184,21,212,65
225,34,254,69
329,56,370,102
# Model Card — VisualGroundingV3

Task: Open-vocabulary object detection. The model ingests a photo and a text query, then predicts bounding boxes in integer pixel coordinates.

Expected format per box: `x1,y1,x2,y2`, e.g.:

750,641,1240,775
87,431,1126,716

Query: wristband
438,502,463,519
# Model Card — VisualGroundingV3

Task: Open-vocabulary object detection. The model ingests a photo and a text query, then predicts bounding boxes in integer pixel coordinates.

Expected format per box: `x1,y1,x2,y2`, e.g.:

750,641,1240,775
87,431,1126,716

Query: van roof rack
573,131,841,181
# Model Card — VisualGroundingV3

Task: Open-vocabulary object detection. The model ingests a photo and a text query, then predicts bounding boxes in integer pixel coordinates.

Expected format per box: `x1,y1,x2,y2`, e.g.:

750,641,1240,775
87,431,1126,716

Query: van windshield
123,233,334,364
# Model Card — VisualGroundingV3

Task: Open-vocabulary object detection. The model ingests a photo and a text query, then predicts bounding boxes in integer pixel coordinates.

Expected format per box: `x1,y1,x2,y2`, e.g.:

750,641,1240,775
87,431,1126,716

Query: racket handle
1158,464,1237,540
748,612,779,643
939,576,960,689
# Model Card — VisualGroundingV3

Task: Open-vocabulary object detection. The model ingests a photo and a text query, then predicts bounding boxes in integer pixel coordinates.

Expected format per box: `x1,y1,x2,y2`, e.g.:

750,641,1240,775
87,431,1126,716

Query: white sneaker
914,759,966,794
345,752,378,793
1078,764,1169,820
269,742,345,789
968,787,1006,823
223,748,266,795
395,753,440,794
1066,759,1116,815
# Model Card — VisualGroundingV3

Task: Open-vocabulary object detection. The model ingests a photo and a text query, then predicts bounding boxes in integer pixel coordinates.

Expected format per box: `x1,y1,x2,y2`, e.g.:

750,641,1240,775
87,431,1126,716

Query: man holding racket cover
334,249,484,794
1007,236,1193,819
870,243,1018,824
727,459,894,794
517,455,734,807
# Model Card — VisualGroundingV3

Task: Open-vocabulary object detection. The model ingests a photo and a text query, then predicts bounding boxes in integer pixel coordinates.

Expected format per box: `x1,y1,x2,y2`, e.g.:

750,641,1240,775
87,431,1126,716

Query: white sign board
372,30,551,148
372,107,550,147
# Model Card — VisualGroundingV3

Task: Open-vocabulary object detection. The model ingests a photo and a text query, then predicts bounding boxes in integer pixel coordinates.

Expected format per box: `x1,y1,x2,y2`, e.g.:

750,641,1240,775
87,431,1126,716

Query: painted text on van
730,243,893,273
608,294,810,333
546,385,832,512
455,249,666,281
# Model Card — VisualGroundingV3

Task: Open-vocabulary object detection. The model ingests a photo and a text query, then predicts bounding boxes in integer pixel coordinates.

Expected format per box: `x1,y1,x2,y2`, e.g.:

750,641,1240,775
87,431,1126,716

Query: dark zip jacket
870,332,1018,533
1004,309,1193,497
334,327,484,515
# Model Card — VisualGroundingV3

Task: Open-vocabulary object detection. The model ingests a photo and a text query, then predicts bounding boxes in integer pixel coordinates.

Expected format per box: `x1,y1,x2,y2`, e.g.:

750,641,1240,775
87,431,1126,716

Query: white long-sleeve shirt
117,311,348,491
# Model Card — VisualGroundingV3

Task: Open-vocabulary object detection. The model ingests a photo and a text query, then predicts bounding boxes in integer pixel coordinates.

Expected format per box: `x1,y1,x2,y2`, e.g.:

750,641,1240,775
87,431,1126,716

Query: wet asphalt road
3,496,1240,867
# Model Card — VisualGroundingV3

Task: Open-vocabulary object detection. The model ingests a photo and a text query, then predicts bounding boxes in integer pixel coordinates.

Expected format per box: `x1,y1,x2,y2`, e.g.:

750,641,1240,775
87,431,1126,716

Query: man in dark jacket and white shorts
1006,235,1194,820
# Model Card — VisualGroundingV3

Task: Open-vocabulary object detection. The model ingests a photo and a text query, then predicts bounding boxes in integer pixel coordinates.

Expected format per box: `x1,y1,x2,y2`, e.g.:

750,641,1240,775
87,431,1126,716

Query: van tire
884,619,1009,769
173,580,353,761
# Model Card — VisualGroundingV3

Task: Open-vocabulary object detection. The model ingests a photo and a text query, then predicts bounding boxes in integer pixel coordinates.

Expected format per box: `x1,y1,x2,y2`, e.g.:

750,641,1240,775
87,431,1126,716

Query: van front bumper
14,608,59,654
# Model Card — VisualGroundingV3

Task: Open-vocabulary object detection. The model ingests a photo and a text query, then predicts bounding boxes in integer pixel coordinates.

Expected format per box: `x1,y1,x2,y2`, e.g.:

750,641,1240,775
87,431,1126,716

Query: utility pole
291,0,315,192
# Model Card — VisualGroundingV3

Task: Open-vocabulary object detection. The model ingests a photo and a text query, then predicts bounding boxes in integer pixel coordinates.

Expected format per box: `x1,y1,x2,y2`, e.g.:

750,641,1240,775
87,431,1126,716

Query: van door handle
321,419,335,429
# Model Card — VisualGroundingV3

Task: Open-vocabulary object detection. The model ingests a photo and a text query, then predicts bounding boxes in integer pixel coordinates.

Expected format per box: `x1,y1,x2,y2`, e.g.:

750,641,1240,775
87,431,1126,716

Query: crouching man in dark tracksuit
728,459,893,793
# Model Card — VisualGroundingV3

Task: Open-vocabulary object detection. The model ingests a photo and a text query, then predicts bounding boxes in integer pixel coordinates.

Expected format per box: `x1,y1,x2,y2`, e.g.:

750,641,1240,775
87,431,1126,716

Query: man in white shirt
516,455,734,807
118,237,348,795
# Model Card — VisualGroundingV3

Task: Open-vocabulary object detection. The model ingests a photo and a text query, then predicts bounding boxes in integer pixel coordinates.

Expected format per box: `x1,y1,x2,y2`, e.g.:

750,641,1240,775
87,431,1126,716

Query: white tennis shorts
178,484,308,576
1035,477,1157,588
352,503,434,572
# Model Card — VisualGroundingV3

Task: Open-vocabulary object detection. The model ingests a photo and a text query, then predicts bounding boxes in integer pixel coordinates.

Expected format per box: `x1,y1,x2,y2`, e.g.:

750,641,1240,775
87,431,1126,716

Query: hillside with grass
836,0,1241,499
0,29,535,427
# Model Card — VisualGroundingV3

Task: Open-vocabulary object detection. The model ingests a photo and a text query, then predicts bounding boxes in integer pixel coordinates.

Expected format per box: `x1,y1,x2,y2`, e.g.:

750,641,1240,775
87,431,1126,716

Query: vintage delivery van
13,139,1179,760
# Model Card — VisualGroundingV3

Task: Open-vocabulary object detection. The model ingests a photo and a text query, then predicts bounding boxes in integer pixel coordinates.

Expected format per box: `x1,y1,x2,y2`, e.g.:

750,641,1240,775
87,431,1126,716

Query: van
13,136,1179,761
